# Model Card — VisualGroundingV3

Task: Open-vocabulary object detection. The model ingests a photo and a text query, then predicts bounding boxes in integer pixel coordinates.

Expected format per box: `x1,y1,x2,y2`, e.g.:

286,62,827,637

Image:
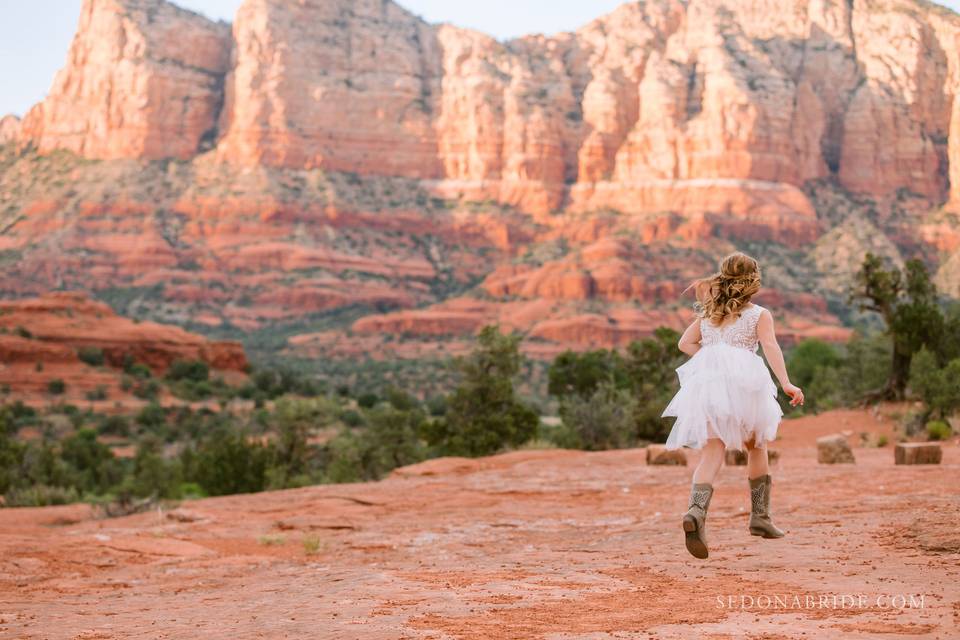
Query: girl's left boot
748,474,784,538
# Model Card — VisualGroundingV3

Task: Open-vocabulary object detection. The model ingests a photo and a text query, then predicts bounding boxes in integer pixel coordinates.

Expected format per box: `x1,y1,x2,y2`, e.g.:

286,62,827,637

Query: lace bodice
700,304,765,352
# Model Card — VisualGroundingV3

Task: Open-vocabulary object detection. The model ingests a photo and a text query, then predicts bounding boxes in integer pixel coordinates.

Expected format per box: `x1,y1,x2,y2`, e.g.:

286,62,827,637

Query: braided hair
687,252,762,325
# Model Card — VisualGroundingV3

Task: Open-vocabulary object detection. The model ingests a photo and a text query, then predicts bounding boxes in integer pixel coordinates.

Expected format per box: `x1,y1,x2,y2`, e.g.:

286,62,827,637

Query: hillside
0,292,246,405
1,407,957,638
3,0,960,366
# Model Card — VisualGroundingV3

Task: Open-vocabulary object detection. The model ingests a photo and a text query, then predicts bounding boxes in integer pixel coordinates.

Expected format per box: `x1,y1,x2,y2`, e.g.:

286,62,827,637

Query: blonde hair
686,252,762,325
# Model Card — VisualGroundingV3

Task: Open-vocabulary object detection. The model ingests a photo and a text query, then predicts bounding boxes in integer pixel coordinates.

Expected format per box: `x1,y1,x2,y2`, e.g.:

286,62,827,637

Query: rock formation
18,0,230,159
16,0,960,213
0,115,19,144
4,0,960,360
0,292,247,400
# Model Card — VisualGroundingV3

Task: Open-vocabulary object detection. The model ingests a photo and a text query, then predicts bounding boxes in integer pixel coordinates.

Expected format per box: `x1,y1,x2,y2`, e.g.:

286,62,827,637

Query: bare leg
692,438,726,484
744,437,769,480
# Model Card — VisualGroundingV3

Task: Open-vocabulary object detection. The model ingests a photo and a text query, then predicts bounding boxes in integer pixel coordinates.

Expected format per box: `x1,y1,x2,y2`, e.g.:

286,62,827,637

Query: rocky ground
1,408,957,639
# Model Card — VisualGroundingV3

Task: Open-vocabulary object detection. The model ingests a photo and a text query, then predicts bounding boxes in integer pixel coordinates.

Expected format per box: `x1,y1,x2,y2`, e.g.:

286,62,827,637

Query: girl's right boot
682,482,714,559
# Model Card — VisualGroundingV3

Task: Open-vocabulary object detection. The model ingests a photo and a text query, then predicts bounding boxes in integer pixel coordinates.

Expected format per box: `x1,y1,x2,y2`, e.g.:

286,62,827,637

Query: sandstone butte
2,0,960,355
0,292,247,402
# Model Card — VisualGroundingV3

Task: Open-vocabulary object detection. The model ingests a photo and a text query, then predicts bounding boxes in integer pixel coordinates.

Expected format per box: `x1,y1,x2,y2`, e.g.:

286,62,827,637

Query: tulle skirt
661,343,783,451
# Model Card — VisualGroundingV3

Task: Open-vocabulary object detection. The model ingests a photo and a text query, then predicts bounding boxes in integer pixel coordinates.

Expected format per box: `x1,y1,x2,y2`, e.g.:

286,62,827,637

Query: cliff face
15,0,960,213
18,0,230,160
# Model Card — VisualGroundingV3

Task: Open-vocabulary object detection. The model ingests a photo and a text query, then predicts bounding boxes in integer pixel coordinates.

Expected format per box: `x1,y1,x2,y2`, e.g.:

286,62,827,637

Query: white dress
661,303,783,451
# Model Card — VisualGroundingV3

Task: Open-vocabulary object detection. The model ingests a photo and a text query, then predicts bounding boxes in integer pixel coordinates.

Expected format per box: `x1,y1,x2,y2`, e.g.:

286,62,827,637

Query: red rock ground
1,408,958,639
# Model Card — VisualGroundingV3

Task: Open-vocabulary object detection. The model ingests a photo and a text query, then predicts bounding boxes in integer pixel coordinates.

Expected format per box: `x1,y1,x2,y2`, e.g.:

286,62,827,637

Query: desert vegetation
1,255,956,509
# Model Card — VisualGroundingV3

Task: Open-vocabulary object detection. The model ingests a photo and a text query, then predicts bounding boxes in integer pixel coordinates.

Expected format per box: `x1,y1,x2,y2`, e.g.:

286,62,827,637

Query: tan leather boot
749,474,785,538
682,482,714,559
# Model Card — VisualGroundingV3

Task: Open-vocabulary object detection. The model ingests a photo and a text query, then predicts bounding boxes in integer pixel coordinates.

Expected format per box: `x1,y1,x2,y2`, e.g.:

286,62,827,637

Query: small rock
646,445,687,466
894,443,942,465
817,434,855,464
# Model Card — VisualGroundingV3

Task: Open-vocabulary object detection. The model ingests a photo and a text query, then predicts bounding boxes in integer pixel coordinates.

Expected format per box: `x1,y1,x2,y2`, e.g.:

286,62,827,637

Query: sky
2,0,959,117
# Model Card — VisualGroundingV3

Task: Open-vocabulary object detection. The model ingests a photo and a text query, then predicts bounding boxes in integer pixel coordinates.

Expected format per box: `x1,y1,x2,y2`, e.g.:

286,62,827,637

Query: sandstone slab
817,434,856,464
894,443,943,465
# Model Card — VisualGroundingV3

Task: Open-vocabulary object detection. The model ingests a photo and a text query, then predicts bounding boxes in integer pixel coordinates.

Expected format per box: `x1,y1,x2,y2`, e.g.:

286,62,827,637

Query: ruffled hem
661,343,783,451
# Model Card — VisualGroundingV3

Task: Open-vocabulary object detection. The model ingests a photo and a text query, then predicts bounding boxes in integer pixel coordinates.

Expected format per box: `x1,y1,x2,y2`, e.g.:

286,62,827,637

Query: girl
661,252,804,559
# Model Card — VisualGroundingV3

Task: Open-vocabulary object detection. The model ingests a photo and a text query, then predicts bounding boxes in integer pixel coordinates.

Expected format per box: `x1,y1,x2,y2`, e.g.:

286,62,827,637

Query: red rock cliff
15,0,960,213
18,0,231,160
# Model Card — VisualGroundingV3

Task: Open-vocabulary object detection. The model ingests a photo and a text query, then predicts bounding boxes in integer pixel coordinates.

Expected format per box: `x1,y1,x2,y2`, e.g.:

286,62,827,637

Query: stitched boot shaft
749,474,784,538
682,482,713,559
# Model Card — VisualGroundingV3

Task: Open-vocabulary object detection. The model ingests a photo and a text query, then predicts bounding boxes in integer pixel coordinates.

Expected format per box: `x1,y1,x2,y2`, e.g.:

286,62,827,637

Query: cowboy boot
749,474,785,538
682,482,714,559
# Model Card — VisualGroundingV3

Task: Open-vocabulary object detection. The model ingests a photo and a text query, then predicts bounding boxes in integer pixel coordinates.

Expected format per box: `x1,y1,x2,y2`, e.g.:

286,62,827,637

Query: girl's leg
692,438,726,484
744,437,769,479
684,438,725,559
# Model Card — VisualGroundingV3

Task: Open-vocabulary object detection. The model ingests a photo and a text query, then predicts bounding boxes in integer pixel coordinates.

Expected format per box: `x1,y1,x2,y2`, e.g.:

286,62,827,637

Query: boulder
894,443,942,465
817,435,856,464
646,445,687,466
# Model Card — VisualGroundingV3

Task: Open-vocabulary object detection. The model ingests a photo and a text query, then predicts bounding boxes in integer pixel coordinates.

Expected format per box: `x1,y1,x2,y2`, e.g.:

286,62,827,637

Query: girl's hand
783,383,804,407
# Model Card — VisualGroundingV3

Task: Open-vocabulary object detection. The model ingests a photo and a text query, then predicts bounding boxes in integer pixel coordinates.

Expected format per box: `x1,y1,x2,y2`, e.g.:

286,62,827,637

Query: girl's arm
757,309,804,406
677,318,702,357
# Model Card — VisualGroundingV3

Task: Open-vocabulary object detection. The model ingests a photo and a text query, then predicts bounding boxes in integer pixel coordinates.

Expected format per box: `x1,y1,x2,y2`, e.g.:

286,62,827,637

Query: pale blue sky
2,0,959,117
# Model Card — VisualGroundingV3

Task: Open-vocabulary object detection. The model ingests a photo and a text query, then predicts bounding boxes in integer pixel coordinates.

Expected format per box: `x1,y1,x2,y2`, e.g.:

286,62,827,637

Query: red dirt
1,408,958,639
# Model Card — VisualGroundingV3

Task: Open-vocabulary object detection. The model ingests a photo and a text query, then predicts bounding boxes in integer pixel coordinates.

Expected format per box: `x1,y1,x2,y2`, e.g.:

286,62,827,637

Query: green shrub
85,385,108,401
926,420,952,441
59,428,123,494
166,359,209,383
47,379,66,395
189,431,272,496
126,362,153,379
77,347,105,367
97,414,130,436
3,484,79,507
357,393,379,409
559,382,638,451
326,406,427,482
177,482,206,499
909,348,960,420
136,403,166,430
423,325,538,457
339,409,364,427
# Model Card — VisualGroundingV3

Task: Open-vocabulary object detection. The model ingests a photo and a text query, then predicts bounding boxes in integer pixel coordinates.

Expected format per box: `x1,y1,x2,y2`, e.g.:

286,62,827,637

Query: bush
357,393,379,409
326,407,427,482
97,414,130,436
47,379,66,395
926,420,952,441
127,437,181,498
423,326,538,457
558,383,639,451
909,348,960,420
132,379,160,401
189,431,272,496
85,385,108,401
136,403,166,430
59,428,123,495
166,359,209,383
3,484,79,507
786,340,843,413
77,347,105,367
339,409,364,427
127,362,153,379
